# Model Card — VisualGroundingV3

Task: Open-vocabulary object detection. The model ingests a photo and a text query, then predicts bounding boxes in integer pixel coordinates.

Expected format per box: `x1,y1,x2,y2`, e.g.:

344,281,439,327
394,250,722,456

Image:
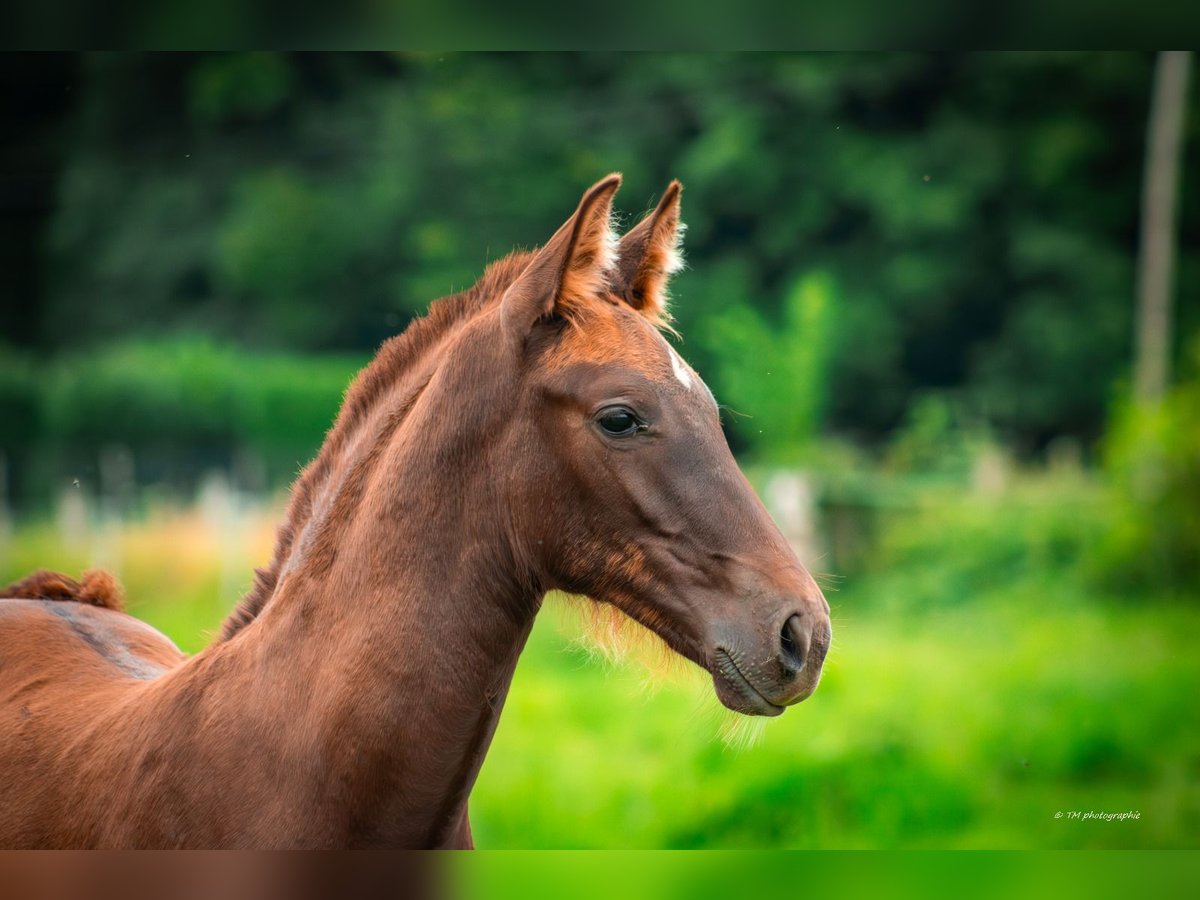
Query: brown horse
0,175,830,848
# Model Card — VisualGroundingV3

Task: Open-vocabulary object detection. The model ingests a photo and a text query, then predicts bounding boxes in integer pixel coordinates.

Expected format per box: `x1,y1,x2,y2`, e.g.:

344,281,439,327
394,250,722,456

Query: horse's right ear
501,174,622,336
611,180,683,324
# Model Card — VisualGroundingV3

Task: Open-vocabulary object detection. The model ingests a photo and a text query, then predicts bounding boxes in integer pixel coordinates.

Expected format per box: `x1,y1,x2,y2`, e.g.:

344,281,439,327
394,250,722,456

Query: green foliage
41,337,361,454
189,53,293,123
17,52,1193,449
885,394,976,476
864,476,1107,611
215,169,376,345
1099,346,1200,594
0,351,41,453
701,271,834,458
0,338,366,500
45,339,236,446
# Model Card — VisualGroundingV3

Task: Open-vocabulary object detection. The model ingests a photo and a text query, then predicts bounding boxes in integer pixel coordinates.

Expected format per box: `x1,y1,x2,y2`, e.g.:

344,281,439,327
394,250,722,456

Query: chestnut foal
0,176,830,848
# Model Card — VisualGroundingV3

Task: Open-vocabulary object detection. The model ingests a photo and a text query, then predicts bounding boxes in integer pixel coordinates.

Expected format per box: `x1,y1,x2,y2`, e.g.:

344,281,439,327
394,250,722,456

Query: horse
0,175,831,848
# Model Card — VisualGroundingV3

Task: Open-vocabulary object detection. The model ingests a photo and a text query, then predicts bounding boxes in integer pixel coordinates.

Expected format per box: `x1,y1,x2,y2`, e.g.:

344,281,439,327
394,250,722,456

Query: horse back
0,595,186,847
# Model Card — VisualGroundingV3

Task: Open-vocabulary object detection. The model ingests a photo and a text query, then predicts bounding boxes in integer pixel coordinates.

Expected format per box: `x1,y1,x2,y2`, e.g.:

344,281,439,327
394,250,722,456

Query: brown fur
613,179,684,321
220,252,534,640
2,569,125,611
0,176,830,848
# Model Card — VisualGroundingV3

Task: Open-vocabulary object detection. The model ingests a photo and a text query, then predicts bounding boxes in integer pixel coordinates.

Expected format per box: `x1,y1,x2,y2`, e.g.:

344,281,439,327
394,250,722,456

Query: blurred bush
1099,342,1200,596
884,393,995,480
864,476,1106,610
0,337,365,503
700,271,834,458
56,338,361,450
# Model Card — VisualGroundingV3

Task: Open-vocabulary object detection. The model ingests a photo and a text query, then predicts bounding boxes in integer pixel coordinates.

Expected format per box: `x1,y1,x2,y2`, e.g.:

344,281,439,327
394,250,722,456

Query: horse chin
711,662,786,718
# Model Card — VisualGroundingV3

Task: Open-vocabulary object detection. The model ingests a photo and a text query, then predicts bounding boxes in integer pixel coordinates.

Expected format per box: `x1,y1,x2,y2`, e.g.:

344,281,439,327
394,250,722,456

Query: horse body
0,176,831,848
0,451,529,848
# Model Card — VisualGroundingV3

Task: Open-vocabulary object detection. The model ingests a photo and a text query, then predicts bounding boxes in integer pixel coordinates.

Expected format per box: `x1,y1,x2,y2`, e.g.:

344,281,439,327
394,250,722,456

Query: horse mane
2,569,125,612
218,251,536,640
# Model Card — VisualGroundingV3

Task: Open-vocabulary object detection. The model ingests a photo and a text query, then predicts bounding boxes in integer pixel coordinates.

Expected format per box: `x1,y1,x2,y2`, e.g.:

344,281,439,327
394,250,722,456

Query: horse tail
2,569,125,612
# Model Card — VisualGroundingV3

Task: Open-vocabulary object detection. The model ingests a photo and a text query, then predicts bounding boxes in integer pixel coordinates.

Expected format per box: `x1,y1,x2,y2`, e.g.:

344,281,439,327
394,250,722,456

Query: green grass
2,476,1196,849
470,592,1200,849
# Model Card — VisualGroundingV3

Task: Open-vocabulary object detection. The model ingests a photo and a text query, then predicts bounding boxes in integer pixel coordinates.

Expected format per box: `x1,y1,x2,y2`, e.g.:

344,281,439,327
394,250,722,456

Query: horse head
491,175,831,715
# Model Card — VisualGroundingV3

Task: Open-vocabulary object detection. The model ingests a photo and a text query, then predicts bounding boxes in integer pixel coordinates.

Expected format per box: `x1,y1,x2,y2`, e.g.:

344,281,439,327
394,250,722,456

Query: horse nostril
779,614,809,675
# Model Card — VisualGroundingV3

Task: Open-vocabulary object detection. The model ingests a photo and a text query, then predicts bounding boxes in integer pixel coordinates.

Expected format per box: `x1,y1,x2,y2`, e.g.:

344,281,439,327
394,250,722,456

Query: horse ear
502,173,622,334
612,180,684,322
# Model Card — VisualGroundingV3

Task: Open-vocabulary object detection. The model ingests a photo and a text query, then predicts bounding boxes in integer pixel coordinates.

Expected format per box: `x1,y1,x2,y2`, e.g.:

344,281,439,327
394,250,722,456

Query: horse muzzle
709,604,831,717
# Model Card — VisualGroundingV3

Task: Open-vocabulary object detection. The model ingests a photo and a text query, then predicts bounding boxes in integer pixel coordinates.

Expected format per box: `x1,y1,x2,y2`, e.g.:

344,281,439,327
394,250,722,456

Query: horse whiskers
554,593,771,750
718,710,769,750
553,592,687,681
681,680,770,751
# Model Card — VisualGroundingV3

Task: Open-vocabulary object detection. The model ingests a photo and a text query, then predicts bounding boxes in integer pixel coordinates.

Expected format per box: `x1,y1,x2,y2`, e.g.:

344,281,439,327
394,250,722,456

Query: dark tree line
1,52,1197,475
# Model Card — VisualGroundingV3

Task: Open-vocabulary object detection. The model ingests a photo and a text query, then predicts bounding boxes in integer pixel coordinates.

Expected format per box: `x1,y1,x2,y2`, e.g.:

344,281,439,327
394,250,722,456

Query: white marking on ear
663,221,687,277
600,209,621,275
667,344,693,390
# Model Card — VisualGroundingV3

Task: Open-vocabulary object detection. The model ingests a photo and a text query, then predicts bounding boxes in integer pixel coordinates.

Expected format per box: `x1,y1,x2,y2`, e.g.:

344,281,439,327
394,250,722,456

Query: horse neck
222,390,542,847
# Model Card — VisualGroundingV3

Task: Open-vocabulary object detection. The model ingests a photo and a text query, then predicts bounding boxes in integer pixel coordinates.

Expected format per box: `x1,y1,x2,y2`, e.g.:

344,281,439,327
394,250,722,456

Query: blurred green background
1,52,1197,848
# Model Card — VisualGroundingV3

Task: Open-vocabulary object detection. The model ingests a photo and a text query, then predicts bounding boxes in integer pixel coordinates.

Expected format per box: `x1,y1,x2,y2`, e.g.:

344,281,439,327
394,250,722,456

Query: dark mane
218,251,534,640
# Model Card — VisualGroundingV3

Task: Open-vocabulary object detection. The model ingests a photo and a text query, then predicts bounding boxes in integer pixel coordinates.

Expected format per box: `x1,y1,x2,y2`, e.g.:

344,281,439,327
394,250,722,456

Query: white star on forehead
650,329,718,408
667,344,693,390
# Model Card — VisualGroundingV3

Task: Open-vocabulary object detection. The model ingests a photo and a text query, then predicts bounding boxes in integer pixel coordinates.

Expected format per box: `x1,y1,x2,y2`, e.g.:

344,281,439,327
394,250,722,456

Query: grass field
1,473,1196,849
471,581,1200,849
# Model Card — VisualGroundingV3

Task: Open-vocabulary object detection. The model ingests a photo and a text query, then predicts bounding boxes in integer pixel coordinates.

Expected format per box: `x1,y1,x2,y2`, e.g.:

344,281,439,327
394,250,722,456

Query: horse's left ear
612,180,684,321
502,173,622,336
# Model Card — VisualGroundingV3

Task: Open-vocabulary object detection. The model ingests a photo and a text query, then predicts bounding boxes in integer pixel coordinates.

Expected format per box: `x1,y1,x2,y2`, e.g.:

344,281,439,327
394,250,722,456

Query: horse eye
597,408,640,437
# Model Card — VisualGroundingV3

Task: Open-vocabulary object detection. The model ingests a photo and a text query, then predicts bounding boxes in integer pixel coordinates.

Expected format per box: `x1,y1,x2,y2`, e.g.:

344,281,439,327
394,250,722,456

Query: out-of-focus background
1,52,1197,848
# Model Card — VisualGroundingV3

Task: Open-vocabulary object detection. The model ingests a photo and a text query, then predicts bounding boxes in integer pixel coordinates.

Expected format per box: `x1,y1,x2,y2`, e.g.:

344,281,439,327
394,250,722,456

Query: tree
1135,51,1192,406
